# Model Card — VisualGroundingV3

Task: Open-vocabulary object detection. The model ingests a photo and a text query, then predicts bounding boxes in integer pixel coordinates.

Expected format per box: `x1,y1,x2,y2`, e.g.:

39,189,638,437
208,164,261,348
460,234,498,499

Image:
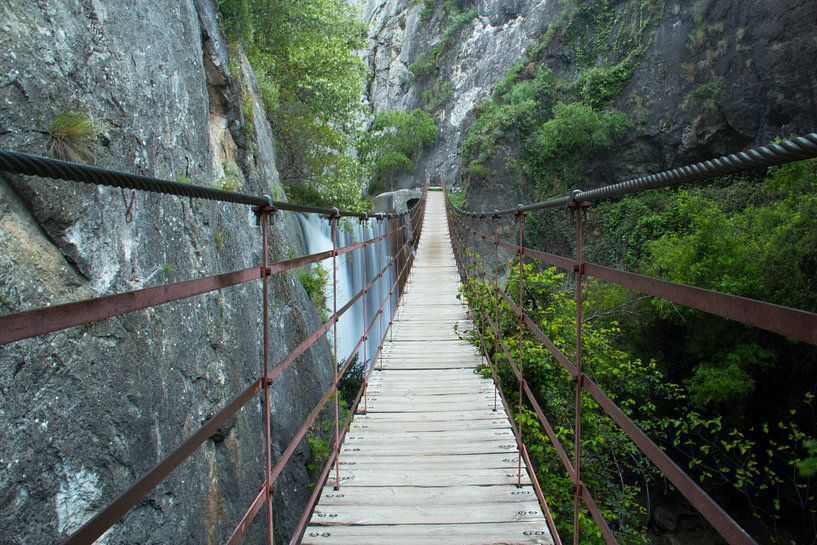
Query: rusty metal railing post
260,210,275,545
479,215,486,280
360,215,369,414
492,211,501,413
330,211,341,491
569,197,590,545
389,219,395,343
515,207,526,488
377,214,385,372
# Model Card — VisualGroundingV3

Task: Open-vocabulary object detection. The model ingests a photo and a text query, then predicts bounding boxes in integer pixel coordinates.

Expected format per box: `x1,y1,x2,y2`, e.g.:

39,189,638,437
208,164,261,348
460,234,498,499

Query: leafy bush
467,160,488,179
524,101,630,189
529,102,630,162
576,61,634,109
688,77,723,113
462,65,559,169
463,258,817,544
421,80,453,112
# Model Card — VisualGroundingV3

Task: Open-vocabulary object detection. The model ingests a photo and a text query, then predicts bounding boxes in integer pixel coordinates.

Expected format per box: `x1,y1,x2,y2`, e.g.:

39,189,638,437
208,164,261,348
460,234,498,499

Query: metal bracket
323,207,341,220
252,195,277,226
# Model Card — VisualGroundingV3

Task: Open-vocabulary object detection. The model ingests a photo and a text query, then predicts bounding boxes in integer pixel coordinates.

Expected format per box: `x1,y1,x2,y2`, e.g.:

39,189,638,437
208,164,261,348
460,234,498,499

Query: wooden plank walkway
302,191,554,545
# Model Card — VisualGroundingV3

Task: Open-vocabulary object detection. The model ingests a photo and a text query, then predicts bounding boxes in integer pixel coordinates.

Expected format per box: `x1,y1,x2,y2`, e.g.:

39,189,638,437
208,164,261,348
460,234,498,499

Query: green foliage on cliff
218,0,369,210
299,263,329,321
47,110,103,162
359,109,437,191
409,5,478,78
576,61,634,109
526,102,630,181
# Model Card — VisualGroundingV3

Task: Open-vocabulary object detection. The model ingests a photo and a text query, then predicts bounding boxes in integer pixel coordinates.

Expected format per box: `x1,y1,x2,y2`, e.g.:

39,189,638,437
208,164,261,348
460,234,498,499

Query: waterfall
294,214,396,371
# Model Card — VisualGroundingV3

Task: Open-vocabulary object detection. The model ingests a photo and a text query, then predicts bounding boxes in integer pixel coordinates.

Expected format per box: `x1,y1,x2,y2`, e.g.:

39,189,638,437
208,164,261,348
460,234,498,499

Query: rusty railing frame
0,151,429,545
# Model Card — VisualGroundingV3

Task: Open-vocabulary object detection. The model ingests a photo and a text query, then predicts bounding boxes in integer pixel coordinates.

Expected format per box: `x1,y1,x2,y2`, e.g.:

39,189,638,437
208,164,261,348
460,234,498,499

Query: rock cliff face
364,0,552,187
363,0,817,211
0,1,331,543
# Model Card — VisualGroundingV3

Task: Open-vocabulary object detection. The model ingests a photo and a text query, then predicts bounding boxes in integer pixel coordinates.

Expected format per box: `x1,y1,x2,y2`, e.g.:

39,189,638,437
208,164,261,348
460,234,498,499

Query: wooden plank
350,419,509,433
315,484,539,506
340,440,518,456
333,468,531,487
301,522,553,545
350,411,501,422
335,453,520,469
343,428,516,445
309,502,544,525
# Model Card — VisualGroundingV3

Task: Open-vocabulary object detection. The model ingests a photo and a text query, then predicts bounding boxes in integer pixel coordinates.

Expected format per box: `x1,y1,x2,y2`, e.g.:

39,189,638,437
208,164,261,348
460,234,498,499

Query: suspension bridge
1,132,816,545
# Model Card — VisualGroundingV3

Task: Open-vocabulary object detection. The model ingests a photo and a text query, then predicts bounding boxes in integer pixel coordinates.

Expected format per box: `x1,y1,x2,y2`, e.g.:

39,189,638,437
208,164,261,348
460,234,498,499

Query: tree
219,0,370,210
359,109,437,191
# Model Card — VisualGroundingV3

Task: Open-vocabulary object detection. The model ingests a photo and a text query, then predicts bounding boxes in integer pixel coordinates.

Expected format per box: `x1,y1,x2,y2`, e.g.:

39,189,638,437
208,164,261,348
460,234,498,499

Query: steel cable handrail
0,148,413,218
449,132,817,216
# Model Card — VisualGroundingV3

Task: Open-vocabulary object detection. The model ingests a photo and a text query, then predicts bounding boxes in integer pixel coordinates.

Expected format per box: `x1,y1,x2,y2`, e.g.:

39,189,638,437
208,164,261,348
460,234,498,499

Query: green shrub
421,80,453,112
215,165,243,192
467,161,488,179
299,263,329,320
420,0,434,20
576,61,633,109
528,102,630,163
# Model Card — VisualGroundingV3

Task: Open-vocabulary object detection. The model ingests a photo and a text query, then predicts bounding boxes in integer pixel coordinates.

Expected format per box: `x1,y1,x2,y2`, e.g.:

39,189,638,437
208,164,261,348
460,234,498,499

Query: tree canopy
359,109,437,191
219,0,370,210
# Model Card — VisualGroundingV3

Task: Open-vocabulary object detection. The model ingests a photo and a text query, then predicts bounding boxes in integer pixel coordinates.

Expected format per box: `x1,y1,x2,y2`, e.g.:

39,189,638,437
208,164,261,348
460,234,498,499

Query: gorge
1,1,816,544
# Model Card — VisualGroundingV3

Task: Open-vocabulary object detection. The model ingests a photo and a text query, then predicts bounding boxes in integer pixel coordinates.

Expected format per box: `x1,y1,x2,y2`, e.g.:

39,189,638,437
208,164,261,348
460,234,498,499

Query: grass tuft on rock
48,111,102,162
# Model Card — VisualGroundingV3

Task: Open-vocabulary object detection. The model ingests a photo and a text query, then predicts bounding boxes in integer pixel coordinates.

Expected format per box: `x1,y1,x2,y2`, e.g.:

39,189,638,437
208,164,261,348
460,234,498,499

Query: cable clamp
253,196,278,225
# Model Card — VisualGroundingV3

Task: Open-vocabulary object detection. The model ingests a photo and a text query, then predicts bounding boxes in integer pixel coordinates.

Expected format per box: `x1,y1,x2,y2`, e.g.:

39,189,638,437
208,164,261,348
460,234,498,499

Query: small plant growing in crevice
306,423,331,485
215,165,243,192
241,91,255,142
688,77,723,113
213,227,226,252
421,80,453,113
47,110,102,162
299,263,329,321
